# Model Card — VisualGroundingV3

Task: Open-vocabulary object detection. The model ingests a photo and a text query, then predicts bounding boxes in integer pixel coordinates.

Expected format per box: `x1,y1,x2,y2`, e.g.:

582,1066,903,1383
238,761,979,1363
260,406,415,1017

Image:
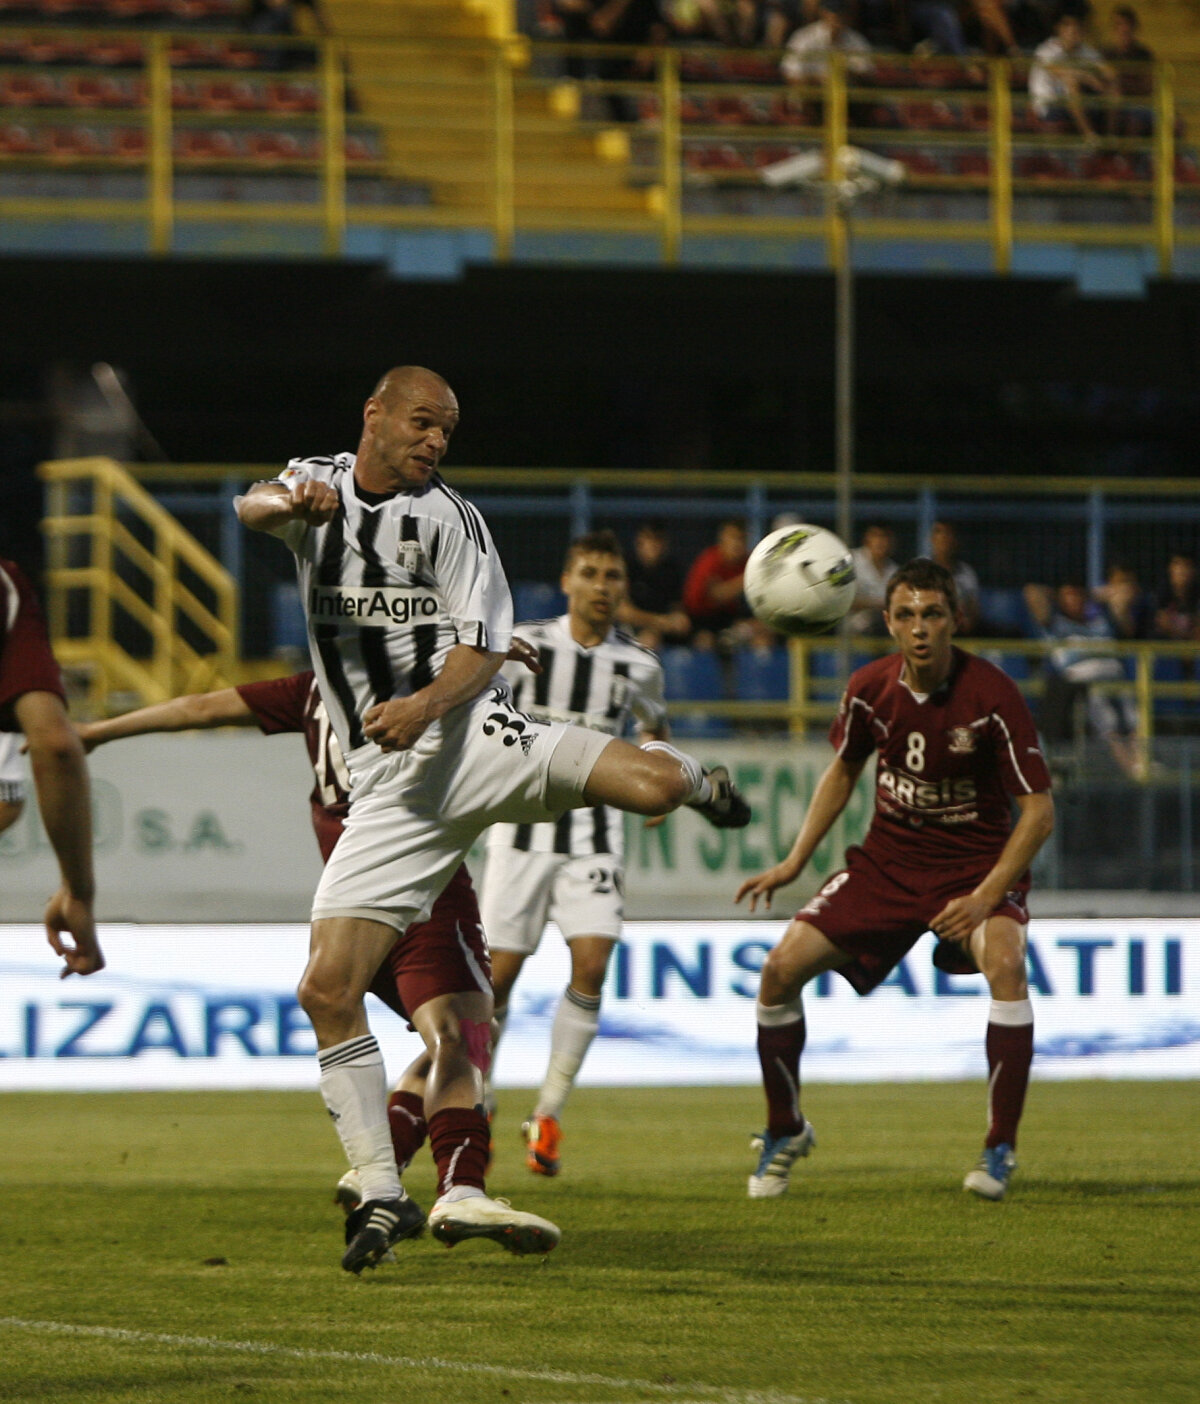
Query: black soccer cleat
341,1191,426,1274
689,765,751,829
932,937,980,977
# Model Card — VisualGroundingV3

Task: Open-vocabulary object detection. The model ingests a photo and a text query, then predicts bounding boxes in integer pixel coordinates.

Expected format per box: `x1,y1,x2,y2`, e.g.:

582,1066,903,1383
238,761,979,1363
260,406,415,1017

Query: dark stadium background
3,258,1200,580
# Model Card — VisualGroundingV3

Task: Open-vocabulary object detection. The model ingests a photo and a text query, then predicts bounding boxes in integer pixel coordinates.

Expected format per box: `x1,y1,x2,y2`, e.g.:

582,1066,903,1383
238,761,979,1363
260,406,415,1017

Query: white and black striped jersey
0,731,25,804
265,453,514,767
487,614,666,859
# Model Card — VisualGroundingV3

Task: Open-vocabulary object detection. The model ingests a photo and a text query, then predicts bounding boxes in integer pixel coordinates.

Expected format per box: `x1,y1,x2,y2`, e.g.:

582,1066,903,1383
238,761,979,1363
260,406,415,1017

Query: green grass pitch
0,1082,1195,1404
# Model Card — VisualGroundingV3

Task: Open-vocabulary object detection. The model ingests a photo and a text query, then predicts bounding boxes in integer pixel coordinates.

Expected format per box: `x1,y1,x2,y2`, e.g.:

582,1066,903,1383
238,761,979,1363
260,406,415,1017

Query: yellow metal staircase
322,0,657,226
38,458,239,713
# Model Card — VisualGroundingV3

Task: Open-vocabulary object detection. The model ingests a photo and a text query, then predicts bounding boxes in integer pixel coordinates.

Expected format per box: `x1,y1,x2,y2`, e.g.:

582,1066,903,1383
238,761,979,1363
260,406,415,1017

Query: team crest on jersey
396,541,423,574
947,726,976,754
609,676,633,710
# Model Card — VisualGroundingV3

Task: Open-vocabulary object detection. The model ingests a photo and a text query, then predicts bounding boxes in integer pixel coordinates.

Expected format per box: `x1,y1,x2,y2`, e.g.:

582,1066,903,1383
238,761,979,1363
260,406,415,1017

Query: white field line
0,1318,841,1404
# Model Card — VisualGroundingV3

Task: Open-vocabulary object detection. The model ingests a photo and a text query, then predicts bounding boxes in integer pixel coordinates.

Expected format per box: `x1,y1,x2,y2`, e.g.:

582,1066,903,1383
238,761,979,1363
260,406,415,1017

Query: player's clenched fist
289,479,340,524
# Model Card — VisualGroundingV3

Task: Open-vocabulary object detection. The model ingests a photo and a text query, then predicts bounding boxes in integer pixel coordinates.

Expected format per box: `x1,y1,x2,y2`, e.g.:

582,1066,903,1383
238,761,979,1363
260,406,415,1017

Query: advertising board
0,919,1193,1089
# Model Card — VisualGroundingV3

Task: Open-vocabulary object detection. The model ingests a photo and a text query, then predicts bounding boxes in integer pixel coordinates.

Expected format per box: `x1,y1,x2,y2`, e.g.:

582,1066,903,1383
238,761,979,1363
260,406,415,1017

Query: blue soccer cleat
747,1122,816,1198
963,1143,1016,1200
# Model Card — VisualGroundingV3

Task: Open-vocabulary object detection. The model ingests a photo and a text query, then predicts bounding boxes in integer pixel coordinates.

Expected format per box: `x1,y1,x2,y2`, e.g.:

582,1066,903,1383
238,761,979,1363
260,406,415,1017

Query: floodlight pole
833,192,854,555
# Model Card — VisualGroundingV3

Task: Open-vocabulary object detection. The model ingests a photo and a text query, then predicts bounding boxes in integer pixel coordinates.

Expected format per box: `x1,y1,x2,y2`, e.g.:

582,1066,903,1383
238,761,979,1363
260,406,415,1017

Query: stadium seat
661,646,730,738
1152,655,1188,718
998,653,1031,682
270,582,307,654
661,646,723,702
733,646,788,702
511,580,564,623
977,587,1028,636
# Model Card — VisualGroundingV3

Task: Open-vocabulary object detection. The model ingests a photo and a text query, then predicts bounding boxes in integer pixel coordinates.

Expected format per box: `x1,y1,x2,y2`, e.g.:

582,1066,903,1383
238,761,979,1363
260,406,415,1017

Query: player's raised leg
580,735,750,828
748,918,849,1199
299,915,427,1273
963,915,1033,1201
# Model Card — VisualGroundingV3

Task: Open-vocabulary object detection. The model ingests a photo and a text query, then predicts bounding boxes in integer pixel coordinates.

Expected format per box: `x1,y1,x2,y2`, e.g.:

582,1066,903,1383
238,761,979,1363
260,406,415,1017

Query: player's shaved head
371,366,456,410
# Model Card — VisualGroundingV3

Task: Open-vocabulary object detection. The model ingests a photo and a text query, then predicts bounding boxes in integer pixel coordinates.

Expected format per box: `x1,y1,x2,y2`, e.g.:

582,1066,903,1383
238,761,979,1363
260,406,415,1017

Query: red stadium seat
2,71,61,104
0,123,43,154
114,125,147,158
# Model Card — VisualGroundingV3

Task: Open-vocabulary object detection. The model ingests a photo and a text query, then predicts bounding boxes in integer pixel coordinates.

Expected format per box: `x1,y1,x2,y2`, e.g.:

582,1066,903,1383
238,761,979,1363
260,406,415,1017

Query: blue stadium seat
733,646,789,702
999,652,1031,682
512,580,564,623
270,581,306,653
977,587,1029,636
1153,655,1187,717
661,647,730,737
661,646,724,701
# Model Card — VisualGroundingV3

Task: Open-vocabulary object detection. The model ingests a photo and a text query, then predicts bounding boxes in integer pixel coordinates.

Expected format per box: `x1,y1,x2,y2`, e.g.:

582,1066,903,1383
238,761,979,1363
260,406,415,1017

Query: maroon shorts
796,844,1030,995
367,864,491,1023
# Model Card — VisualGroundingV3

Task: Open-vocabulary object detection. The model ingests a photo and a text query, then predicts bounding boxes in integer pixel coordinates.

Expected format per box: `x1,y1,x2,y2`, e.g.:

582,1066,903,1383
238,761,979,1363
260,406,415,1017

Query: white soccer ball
743,524,856,636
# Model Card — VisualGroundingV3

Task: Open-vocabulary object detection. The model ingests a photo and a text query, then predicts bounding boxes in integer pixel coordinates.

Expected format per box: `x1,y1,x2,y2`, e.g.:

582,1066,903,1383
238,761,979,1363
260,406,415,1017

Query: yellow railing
38,456,239,710
779,636,1200,746
0,32,1197,269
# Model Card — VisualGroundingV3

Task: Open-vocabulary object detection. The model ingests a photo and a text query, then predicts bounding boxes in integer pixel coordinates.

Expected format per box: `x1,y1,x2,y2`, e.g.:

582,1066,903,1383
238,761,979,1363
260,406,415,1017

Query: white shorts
481,849,625,954
312,692,612,933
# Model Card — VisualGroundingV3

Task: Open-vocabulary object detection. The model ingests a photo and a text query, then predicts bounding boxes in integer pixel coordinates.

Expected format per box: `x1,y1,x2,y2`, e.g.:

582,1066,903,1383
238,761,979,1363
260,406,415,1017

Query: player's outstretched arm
930,790,1055,943
736,754,865,912
15,689,104,978
363,643,507,752
235,479,339,534
76,688,257,752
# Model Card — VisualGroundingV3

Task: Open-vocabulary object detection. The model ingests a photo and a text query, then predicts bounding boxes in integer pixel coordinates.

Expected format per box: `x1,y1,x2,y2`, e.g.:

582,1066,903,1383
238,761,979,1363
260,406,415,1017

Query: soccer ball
743,525,856,636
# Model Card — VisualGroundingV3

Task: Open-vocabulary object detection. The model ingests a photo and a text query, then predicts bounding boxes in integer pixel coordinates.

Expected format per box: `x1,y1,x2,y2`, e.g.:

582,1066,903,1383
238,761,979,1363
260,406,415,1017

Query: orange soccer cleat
521,1114,562,1177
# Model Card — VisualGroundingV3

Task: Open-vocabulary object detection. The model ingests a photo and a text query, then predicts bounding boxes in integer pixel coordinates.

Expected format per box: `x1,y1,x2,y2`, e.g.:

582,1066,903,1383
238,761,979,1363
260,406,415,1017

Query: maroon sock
985,1021,1034,1149
428,1107,490,1197
757,1017,806,1138
387,1089,427,1172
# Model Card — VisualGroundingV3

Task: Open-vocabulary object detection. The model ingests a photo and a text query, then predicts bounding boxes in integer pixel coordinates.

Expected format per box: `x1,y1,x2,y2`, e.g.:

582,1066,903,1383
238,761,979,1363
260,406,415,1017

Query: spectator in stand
1029,11,1116,143
1154,552,1199,642
1102,5,1154,136
683,518,751,650
1103,4,1153,65
244,0,326,70
929,520,981,634
585,0,670,122
781,0,873,86
1023,579,1145,779
619,519,691,649
847,523,898,636
1095,562,1154,640
685,0,795,47
969,0,1056,57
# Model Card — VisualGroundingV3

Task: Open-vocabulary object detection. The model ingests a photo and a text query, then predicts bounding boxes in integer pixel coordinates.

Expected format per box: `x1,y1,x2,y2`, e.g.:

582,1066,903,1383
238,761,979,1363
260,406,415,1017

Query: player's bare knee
985,949,1028,999
297,970,357,1028
644,758,691,813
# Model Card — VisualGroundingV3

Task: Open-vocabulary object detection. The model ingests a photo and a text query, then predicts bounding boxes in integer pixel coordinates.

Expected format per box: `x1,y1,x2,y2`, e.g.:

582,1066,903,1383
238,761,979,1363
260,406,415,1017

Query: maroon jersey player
1,556,103,978
736,558,1054,1203
76,669,487,1191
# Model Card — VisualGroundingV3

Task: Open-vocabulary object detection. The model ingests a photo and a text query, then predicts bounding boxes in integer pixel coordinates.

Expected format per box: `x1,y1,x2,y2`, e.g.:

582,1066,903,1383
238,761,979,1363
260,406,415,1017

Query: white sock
436,1185,487,1205
534,986,602,1120
756,996,804,1028
317,1034,400,1203
640,740,711,805
988,998,1034,1026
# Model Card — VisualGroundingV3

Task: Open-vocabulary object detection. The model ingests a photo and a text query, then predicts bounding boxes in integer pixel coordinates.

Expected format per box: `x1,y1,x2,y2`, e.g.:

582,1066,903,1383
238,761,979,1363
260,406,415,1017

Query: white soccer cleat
747,1122,817,1199
428,1194,561,1255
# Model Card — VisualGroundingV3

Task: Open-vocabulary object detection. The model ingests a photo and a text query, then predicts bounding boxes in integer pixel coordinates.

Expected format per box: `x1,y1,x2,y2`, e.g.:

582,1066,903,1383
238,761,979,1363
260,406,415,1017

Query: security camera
760,149,826,187
838,145,906,186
